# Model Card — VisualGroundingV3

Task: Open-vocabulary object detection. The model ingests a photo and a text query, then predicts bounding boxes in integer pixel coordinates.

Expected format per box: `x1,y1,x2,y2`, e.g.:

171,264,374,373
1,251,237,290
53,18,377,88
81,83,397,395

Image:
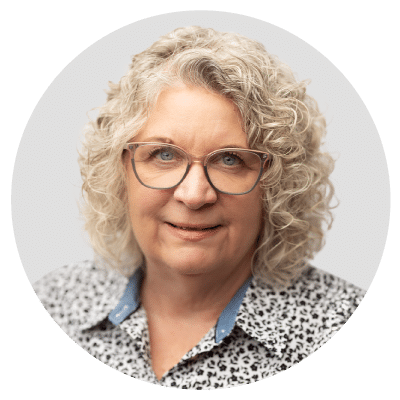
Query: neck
140,259,252,322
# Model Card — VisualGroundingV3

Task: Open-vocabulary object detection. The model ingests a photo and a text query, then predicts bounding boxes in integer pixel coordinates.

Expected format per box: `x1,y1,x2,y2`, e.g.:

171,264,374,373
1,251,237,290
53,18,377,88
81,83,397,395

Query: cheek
126,189,161,254
229,189,263,236
128,186,162,223
244,187,263,221
126,160,155,208
126,177,173,241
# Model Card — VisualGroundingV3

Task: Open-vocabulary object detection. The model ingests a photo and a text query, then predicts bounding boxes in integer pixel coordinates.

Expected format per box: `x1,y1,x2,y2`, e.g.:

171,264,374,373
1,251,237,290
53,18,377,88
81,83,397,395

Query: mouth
166,222,222,231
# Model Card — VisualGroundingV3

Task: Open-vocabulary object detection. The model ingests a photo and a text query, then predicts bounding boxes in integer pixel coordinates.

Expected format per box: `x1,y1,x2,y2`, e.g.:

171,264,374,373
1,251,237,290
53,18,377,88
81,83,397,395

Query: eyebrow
143,136,173,143
136,136,247,149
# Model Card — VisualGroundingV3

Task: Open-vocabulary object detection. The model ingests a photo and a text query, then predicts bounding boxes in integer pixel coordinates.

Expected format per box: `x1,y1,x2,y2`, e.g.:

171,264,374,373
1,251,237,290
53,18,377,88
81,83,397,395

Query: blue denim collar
108,267,252,343
108,267,144,325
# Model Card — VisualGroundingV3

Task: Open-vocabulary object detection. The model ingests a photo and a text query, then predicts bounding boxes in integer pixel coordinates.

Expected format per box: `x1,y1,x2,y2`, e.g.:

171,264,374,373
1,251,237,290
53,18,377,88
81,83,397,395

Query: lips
166,222,221,231
164,221,223,242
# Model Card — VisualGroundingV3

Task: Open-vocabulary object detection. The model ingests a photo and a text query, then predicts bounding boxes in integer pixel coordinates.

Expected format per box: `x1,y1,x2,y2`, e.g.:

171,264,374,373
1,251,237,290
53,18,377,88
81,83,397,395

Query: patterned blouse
33,260,365,389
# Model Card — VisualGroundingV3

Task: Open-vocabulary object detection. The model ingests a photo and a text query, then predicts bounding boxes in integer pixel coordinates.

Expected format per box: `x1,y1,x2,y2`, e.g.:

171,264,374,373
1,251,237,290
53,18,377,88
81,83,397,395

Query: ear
121,150,133,189
121,148,130,169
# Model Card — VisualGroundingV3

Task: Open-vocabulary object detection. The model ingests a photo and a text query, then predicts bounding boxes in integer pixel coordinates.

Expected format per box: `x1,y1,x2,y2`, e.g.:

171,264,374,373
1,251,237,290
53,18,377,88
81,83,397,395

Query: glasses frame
123,142,270,195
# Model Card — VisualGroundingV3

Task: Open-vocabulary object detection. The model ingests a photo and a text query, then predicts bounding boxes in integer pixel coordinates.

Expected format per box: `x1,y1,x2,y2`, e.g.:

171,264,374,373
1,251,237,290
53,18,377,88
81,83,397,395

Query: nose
173,162,218,209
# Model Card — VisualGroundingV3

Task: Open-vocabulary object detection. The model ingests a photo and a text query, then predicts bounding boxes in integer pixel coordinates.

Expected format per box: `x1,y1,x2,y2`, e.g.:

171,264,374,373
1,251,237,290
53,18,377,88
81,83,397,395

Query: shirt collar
73,263,129,331
108,267,144,325
236,277,292,357
214,276,252,343
107,267,253,344
79,265,290,358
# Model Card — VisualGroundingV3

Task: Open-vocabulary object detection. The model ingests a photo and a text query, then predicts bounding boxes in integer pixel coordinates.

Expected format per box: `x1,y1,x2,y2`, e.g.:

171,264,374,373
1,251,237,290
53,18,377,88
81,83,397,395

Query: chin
163,250,220,276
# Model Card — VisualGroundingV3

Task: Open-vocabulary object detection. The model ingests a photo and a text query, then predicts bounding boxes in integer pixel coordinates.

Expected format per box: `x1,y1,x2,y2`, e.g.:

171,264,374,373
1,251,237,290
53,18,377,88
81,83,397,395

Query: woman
33,26,365,389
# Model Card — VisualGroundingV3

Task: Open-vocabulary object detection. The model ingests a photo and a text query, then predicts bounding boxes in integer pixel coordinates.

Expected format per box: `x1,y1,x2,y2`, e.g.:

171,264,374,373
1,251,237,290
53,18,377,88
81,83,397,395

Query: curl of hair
79,26,335,286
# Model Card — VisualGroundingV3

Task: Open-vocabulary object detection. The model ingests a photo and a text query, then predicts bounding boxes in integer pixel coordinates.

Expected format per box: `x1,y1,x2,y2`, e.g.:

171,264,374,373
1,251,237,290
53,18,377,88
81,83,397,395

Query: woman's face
125,85,263,278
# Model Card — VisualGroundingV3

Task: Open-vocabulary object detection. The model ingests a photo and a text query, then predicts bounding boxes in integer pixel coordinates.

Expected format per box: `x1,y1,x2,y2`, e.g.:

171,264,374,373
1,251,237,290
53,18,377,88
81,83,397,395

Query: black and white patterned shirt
33,260,365,389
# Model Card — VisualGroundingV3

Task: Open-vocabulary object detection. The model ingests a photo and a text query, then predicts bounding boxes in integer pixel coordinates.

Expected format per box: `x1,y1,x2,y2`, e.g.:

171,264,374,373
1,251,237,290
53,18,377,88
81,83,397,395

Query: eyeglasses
123,142,270,195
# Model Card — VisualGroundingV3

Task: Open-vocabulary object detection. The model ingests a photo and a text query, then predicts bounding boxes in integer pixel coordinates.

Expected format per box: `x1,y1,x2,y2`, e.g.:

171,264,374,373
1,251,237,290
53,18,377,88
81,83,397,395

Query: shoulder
32,260,127,303
244,266,366,351
290,266,366,315
287,266,366,348
252,266,365,312
32,260,129,330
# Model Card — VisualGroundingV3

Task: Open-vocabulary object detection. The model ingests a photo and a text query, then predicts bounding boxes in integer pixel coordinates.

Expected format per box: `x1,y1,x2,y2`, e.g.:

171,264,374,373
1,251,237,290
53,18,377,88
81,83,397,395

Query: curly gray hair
79,26,335,286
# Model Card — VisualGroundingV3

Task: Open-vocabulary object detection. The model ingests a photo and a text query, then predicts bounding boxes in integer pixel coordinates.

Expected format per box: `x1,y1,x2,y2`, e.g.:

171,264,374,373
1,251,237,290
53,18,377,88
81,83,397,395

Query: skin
124,84,264,379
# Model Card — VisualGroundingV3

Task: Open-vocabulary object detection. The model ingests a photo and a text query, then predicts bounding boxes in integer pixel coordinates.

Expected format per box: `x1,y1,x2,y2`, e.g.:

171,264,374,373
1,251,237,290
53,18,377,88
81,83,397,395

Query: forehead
134,86,248,153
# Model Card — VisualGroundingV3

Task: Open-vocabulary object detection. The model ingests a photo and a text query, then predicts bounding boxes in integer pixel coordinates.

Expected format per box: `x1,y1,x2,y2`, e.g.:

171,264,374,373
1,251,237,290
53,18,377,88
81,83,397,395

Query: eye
215,152,244,167
157,150,174,161
148,146,179,162
221,154,240,166
207,150,259,172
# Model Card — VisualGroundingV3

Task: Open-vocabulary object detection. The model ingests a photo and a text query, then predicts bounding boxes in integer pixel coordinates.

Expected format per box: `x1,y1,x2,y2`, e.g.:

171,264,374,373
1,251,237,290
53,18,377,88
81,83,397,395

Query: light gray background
12,11,389,290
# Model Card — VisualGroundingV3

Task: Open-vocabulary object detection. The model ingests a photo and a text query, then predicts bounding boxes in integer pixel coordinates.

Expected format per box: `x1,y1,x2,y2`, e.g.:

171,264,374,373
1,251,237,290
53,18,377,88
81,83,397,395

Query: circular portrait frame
7,3,396,400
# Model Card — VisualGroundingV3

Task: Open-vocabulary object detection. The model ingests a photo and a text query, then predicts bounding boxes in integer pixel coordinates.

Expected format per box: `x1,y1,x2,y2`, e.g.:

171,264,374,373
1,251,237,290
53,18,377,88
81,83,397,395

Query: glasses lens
206,150,262,194
133,144,188,189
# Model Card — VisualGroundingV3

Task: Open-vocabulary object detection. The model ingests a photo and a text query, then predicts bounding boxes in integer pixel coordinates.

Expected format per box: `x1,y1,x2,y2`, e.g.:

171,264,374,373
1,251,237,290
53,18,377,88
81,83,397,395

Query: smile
165,222,223,242
166,222,222,231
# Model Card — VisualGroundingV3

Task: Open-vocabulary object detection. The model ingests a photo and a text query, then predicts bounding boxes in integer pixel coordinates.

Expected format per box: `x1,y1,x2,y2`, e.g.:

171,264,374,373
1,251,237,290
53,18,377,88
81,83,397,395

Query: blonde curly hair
79,26,335,286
